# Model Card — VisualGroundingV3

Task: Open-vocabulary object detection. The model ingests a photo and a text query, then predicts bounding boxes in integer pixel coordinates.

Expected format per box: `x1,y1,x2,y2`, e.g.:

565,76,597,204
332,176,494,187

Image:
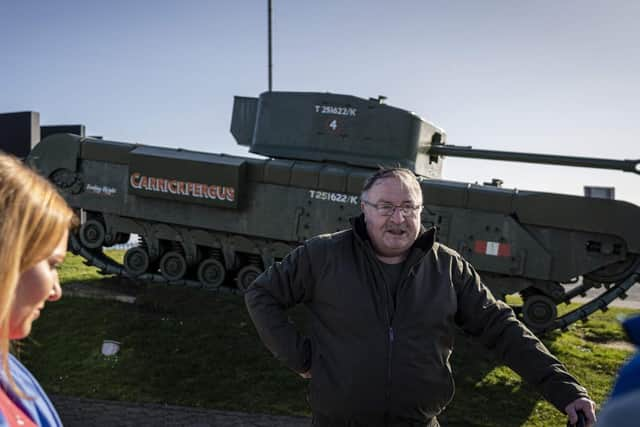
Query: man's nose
389,207,406,222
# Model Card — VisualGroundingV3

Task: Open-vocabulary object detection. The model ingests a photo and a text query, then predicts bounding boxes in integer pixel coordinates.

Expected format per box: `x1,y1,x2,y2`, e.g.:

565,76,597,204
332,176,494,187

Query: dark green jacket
245,216,588,422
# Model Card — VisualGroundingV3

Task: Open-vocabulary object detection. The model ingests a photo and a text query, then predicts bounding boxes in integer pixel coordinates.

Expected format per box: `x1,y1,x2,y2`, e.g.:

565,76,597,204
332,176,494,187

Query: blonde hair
0,152,76,392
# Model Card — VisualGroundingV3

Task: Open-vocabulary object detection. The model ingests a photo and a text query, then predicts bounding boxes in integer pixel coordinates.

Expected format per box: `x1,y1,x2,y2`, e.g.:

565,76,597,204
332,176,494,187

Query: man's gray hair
361,167,421,198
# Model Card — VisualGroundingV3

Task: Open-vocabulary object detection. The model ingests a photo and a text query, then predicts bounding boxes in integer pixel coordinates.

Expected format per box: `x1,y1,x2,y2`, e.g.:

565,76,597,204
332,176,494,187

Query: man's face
361,176,422,262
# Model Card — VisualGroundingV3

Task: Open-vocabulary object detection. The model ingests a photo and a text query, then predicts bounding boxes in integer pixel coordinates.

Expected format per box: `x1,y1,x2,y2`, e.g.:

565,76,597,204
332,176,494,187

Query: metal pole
268,0,272,92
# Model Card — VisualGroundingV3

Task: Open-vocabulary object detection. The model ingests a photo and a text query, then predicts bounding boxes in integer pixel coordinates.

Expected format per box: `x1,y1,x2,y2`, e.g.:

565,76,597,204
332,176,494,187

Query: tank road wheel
79,219,106,249
197,258,226,290
236,265,263,292
522,294,558,331
124,247,150,277
159,251,188,281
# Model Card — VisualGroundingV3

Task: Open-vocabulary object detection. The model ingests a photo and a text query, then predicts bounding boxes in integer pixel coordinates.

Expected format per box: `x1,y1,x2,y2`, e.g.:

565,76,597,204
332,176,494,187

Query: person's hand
565,397,596,427
299,370,311,379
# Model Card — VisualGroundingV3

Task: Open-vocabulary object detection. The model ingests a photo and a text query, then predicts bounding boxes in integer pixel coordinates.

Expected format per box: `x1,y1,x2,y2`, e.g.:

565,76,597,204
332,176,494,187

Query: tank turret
231,91,446,179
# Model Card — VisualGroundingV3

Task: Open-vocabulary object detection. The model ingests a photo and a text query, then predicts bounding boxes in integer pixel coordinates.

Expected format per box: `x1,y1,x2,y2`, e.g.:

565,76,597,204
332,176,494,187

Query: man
245,168,596,426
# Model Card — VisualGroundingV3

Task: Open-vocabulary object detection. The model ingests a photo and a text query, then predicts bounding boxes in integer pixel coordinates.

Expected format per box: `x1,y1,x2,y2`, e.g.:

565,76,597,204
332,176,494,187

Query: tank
1,92,639,334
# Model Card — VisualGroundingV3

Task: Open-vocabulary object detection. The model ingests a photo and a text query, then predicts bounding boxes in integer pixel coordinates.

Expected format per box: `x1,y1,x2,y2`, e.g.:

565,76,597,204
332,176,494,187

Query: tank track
536,262,640,334
69,232,640,334
68,233,242,295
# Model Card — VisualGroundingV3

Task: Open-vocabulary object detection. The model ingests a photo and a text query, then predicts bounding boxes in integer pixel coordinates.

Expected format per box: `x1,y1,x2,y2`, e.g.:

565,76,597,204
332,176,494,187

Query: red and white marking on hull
474,240,511,257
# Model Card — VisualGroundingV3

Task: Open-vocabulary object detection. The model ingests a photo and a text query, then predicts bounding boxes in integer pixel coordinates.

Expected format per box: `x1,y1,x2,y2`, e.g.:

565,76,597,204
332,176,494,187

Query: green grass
17,251,638,426
58,249,125,283
57,251,105,283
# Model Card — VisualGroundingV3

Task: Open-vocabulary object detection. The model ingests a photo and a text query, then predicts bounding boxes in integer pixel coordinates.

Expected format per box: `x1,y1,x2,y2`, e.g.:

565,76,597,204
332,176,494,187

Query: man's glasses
362,200,422,217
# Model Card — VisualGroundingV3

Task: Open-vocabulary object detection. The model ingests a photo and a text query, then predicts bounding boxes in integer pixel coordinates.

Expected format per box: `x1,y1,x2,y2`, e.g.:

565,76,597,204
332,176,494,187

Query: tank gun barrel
427,144,640,175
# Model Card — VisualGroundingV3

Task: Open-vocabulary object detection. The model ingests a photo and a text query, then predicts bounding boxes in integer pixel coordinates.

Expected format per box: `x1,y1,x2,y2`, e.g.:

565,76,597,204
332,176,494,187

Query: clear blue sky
2,0,638,205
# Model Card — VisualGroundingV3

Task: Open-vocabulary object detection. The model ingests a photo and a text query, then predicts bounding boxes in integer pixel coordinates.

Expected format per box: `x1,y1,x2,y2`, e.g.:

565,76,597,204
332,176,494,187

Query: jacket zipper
387,325,394,403
384,269,412,408
382,273,393,408
385,266,417,407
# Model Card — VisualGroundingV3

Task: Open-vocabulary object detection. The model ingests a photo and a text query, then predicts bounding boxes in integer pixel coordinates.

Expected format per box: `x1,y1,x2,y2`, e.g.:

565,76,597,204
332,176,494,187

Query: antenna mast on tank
268,0,273,92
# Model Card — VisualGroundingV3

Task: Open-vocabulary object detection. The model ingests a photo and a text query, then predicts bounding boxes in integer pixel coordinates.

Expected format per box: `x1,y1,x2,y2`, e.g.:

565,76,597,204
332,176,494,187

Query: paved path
51,395,311,427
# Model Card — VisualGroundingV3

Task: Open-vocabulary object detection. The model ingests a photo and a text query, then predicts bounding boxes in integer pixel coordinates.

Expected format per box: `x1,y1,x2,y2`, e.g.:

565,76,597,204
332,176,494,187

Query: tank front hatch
231,91,446,178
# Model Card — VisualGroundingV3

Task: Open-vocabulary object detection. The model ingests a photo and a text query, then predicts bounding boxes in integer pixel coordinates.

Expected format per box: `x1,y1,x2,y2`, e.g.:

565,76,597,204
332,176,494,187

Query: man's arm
451,255,595,421
244,244,314,375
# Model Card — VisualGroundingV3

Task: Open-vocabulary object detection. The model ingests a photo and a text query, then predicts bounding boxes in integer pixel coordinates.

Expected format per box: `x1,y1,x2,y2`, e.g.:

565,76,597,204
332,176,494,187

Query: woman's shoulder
3,354,62,427
6,354,40,394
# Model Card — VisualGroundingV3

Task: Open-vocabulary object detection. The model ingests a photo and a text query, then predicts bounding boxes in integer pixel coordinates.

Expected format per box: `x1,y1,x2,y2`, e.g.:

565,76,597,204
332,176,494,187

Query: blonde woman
0,152,76,426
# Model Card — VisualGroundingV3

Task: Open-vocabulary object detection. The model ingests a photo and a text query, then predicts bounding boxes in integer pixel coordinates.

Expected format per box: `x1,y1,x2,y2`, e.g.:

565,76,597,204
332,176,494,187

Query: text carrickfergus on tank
129,172,235,202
